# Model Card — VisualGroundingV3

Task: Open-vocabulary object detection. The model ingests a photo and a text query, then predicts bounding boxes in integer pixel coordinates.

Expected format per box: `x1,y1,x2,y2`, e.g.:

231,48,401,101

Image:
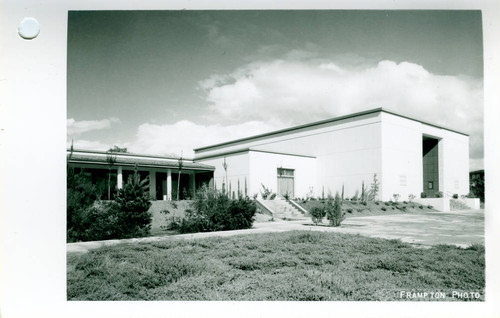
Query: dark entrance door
277,168,294,198
422,136,440,197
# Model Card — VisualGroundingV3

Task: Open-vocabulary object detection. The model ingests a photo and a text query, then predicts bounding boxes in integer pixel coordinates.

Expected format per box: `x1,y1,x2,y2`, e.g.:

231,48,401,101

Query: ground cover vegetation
299,199,432,220
293,175,434,224
67,231,485,301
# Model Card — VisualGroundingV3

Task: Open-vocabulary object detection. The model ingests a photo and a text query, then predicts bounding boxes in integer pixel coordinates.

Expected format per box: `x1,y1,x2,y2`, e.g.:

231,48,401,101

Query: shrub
67,168,100,242
325,194,344,227
381,207,387,211
179,185,256,233
452,193,459,199
384,202,390,206
260,184,272,200
393,194,400,202
269,193,277,200
77,201,124,241
310,206,326,225
420,192,427,198
361,201,367,206
346,208,353,213
114,166,153,238
361,180,367,202
419,205,424,209
351,190,359,201
375,201,379,205
435,191,443,198
228,198,257,230
368,173,380,201
427,205,433,209
408,194,416,202
465,192,477,198
305,187,315,201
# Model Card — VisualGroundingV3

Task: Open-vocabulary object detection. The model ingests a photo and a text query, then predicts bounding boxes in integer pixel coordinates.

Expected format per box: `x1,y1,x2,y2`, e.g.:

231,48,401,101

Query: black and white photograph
1,1,500,317
65,10,485,301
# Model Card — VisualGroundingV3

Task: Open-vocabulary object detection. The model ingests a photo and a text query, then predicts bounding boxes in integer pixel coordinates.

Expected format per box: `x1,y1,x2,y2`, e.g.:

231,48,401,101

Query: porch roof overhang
67,150,215,172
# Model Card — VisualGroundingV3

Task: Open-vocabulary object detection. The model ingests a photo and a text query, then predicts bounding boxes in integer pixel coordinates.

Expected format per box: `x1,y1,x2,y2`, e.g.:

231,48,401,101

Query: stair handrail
255,199,277,216
286,198,309,215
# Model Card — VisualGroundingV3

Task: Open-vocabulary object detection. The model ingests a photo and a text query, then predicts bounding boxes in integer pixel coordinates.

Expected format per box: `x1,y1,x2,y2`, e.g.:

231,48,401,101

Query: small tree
114,164,153,237
369,173,380,201
109,145,127,153
310,206,326,225
341,184,344,200
361,180,368,203
325,193,344,227
352,189,359,201
222,157,228,194
106,150,117,200
177,152,183,200
244,177,248,198
237,179,241,199
67,168,99,242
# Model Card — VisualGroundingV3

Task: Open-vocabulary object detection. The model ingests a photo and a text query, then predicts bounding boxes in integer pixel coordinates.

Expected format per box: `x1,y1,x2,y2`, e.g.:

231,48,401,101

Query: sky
67,10,484,170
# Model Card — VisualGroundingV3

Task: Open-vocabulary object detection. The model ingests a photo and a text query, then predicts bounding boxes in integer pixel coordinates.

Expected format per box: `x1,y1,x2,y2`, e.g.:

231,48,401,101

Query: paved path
67,209,484,253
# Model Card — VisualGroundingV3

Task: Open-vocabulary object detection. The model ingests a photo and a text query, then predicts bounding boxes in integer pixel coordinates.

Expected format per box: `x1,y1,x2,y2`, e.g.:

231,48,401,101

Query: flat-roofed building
193,108,470,201
67,149,215,200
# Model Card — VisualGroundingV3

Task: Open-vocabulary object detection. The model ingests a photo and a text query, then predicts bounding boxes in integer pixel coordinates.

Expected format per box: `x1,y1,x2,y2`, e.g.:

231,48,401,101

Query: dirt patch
149,200,192,232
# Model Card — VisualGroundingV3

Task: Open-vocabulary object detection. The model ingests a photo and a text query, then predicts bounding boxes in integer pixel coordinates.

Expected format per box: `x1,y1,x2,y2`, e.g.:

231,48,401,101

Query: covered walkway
67,149,215,200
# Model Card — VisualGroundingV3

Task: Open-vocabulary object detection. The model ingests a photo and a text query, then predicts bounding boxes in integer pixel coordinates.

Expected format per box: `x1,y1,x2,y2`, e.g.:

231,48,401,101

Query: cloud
90,55,481,170
198,58,484,168
67,117,120,136
127,120,285,158
67,139,111,151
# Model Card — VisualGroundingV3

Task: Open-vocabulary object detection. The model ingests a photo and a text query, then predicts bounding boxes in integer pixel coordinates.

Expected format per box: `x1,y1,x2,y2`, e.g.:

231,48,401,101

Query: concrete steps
257,199,307,219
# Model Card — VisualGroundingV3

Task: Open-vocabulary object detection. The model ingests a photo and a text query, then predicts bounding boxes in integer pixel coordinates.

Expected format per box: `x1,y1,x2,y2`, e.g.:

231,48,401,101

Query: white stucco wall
195,112,381,158
380,113,424,201
314,122,383,199
196,152,250,196
248,151,317,198
380,112,470,201
439,131,470,197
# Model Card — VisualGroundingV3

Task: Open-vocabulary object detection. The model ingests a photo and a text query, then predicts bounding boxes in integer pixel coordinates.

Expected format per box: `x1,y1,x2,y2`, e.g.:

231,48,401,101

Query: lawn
67,231,484,301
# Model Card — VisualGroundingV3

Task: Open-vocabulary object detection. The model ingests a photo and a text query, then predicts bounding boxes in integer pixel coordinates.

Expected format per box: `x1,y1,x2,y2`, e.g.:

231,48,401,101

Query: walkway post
190,172,196,199
117,166,123,189
167,169,172,200
149,170,156,199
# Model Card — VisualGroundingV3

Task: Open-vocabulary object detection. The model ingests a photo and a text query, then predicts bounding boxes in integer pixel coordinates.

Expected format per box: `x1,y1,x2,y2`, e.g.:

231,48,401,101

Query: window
399,175,407,186
277,168,294,177
428,181,434,189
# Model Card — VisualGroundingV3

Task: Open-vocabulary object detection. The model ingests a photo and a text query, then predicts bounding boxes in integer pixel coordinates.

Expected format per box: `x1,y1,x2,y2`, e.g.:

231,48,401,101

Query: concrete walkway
67,209,484,253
